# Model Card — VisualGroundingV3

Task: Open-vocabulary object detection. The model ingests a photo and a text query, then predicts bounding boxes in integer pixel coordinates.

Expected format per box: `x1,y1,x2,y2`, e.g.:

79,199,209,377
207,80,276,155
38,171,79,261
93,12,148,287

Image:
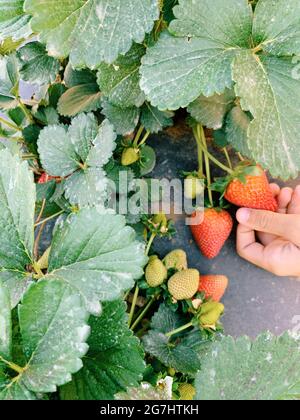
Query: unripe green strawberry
199,302,224,328
168,269,199,300
145,256,167,287
184,175,204,200
163,249,188,271
178,383,196,401
121,147,139,166
152,212,168,228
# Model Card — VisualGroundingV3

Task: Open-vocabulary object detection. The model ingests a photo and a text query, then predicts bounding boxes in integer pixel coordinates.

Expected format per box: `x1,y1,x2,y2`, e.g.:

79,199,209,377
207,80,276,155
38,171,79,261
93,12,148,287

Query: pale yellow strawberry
178,383,196,400
168,269,199,300
163,249,188,271
145,256,167,287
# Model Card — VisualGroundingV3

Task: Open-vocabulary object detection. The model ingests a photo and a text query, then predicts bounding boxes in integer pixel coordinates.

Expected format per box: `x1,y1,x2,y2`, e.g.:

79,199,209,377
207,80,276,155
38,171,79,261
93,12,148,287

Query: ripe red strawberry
224,165,278,212
190,208,233,259
198,275,228,302
38,173,59,184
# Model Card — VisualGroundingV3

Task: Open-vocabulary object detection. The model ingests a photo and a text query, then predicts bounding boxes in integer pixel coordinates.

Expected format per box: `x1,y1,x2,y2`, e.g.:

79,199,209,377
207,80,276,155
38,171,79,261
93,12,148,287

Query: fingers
269,183,280,197
236,224,269,270
277,187,293,214
236,208,300,246
288,185,300,214
258,184,282,245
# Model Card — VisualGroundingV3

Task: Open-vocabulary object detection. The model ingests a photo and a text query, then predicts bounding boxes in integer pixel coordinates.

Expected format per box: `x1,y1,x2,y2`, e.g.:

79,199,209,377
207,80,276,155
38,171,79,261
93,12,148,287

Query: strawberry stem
165,321,194,338
199,125,214,207
0,355,24,374
0,116,22,132
131,295,156,331
133,125,144,148
138,130,151,147
128,285,139,327
193,126,203,176
128,232,156,327
223,147,233,170
34,210,64,228
194,129,234,175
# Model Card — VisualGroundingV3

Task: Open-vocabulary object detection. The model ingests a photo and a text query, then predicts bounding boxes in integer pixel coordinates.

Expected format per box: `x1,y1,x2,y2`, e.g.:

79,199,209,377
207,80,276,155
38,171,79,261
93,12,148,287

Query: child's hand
236,185,300,277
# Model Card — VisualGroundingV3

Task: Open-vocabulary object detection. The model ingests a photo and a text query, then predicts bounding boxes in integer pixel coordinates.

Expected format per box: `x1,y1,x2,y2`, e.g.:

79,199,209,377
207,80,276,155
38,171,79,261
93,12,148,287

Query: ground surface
149,127,300,338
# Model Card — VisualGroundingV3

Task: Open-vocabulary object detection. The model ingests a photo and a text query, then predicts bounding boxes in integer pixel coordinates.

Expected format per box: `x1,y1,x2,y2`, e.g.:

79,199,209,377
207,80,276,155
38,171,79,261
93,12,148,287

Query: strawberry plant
0,0,299,401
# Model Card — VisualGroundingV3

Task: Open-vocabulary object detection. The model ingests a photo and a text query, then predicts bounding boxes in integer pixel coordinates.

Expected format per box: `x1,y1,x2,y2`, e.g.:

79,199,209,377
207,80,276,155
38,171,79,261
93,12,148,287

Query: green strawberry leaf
47,208,147,315
97,44,145,108
101,99,140,136
141,103,174,133
17,42,60,86
0,0,32,42
60,300,145,400
143,305,201,375
187,89,235,130
38,114,116,206
252,0,300,56
0,280,11,360
0,271,32,310
162,0,178,24
64,63,96,88
0,381,37,400
24,0,159,67
140,0,253,110
0,37,24,56
195,332,300,400
0,54,19,110
0,279,90,398
225,105,251,158
0,149,35,271
58,84,102,117
233,51,300,179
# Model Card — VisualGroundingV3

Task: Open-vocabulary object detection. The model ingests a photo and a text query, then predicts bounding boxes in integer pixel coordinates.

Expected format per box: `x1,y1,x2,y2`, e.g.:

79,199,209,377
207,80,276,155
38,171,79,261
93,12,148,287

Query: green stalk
194,129,234,175
0,355,24,374
18,100,34,124
133,125,144,148
0,116,22,132
165,321,194,338
131,296,156,331
34,210,64,228
138,130,151,147
128,285,139,327
199,125,213,207
223,147,233,170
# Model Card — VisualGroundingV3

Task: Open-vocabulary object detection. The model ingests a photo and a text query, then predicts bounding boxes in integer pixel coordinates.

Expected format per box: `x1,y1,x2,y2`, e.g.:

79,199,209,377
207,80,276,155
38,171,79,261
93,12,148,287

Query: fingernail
236,208,251,224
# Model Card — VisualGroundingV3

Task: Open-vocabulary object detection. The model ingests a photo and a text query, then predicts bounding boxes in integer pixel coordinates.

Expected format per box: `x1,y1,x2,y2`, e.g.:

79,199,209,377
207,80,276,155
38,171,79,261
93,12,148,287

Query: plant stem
195,126,203,176
22,153,38,160
33,220,47,260
18,100,34,124
195,131,234,175
34,210,64,228
145,232,156,256
0,355,24,374
165,321,194,338
0,116,22,132
133,125,144,148
223,147,233,170
128,232,156,327
35,199,46,226
199,125,213,207
128,285,139,327
138,130,151,147
131,296,156,331
237,152,245,162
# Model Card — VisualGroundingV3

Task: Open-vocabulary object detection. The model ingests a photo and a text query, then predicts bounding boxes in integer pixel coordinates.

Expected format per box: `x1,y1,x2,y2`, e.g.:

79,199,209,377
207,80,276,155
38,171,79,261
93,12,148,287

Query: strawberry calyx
211,161,261,197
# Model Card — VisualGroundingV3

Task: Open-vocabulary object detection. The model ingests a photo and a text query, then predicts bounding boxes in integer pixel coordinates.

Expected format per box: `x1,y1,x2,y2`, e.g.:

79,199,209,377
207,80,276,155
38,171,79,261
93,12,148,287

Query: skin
236,184,300,278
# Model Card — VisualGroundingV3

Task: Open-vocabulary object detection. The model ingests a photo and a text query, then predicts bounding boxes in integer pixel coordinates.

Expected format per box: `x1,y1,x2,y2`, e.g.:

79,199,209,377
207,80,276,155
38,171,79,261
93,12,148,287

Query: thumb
236,208,300,245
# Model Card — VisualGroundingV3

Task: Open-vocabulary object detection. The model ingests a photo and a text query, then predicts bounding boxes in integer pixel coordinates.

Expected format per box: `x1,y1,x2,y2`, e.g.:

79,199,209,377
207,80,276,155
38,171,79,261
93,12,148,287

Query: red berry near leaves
38,173,59,184
198,275,229,302
225,165,278,212
190,208,233,259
